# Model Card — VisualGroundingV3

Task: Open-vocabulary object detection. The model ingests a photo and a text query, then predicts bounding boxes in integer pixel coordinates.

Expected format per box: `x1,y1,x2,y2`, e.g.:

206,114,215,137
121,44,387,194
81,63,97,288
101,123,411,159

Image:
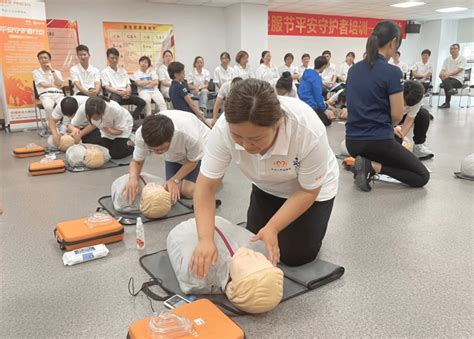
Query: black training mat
454,172,474,181
139,249,344,315
97,195,195,225
66,161,123,172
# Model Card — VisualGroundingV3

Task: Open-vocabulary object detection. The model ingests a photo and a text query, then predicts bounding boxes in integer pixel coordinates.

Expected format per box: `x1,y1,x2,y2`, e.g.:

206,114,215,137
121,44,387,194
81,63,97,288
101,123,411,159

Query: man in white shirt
321,50,339,95
123,111,209,204
70,45,101,97
413,49,433,92
438,43,468,109
32,50,64,117
389,51,408,76
101,47,145,120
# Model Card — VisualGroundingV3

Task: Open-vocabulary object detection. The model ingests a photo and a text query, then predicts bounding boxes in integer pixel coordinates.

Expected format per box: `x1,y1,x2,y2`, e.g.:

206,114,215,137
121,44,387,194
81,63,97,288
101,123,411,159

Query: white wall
44,0,227,73
269,33,422,69
241,4,268,67
457,18,474,43
224,4,242,64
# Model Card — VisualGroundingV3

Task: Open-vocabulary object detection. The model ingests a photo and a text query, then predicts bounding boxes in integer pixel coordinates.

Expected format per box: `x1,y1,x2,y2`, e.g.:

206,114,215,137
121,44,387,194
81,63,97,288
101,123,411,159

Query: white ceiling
145,0,474,21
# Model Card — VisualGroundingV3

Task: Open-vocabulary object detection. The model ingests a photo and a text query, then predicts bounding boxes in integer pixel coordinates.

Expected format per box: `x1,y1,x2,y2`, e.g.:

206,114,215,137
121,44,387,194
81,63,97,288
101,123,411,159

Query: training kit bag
127,299,245,339
54,215,124,251
28,159,66,176
13,145,45,158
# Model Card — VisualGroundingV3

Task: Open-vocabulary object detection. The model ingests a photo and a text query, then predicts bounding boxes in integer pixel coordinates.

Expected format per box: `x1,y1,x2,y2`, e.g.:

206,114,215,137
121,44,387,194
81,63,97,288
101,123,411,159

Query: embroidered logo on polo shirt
271,160,291,172
293,157,301,169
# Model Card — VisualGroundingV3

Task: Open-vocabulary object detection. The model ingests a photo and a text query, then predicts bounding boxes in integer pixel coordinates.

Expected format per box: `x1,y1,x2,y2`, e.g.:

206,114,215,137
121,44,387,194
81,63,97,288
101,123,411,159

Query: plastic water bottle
136,217,145,250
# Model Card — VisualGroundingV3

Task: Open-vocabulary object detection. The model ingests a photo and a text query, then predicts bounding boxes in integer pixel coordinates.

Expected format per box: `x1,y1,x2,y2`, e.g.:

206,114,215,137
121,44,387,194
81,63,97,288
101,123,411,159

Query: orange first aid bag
54,216,124,251
29,160,66,176
13,145,45,158
128,299,245,339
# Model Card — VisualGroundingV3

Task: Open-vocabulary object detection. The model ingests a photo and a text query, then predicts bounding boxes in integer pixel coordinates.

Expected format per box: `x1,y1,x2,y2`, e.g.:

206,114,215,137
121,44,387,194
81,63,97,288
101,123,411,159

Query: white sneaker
413,143,434,160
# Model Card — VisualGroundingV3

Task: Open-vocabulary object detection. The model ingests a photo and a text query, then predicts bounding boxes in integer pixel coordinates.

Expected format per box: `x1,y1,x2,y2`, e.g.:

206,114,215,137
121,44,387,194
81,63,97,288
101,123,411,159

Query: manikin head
225,248,283,314
84,148,106,169
139,183,172,218
59,134,75,152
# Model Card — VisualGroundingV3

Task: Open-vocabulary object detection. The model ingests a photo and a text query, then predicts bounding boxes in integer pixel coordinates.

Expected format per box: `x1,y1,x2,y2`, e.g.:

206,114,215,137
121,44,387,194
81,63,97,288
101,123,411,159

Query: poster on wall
268,12,406,39
46,19,79,79
103,21,175,74
0,0,49,129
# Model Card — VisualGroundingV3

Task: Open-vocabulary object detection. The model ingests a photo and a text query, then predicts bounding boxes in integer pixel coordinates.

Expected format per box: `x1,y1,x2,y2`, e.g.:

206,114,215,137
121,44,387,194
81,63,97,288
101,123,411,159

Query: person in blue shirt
298,56,332,126
168,61,208,126
345,20,429,192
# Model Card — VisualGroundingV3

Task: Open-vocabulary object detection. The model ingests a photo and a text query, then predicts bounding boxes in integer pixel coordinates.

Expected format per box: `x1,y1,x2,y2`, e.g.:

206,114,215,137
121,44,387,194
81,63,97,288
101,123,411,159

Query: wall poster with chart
102,22,175,74
46,19,80,79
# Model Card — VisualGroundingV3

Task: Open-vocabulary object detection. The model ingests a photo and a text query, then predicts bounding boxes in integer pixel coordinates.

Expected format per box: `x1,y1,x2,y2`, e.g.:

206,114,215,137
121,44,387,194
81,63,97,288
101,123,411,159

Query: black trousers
246,184,335,267
81,128,102,145
315,107,332,126
346,138,430,187
110,93,146,120
441,78,462,104
101,137,134,159
399,106,430,145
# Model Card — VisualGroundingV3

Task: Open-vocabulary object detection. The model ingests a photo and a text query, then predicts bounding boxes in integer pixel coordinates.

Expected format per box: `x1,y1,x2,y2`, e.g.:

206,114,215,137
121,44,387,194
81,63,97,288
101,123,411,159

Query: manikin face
263,52,271,64
140,183,172,218
302,56,310,67
108,54,119,68
221,55,230,68
450,45,460,58
163,52,173,66
38,53,51,67
195,58,204,70
147,142,171,155
421,53,430,63
228,120,280,155
77,50,90,65
229,248,273,282
284,56,293,67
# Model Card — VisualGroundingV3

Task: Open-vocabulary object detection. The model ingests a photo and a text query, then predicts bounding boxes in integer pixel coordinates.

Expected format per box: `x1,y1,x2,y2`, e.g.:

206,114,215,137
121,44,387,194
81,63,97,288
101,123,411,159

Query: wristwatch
173,178,180,185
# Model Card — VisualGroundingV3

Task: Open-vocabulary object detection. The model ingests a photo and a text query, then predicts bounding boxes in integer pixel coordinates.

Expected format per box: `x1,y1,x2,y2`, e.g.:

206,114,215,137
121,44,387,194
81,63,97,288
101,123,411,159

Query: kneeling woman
70,96,134,159
189,79,339,278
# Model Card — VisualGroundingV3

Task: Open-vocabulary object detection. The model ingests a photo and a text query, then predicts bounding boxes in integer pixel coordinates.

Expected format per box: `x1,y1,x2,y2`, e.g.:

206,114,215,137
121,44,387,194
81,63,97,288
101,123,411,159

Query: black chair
32,81,49,137
437,68,471,108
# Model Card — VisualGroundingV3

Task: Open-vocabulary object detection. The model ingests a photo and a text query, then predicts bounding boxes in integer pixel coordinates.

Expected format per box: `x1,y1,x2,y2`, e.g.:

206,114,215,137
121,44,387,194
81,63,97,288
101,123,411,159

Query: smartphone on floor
163,294,191,309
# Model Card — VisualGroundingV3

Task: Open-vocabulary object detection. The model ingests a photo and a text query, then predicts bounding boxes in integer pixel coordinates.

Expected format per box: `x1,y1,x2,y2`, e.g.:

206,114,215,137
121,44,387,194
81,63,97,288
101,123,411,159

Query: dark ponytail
366,20,402,68
85,96,109,123
275,71,293,94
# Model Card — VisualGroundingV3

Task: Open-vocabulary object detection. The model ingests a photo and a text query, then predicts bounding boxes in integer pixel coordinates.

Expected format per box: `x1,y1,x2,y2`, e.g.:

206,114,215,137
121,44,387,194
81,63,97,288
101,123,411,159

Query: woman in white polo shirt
187,56,211,113
158,49,174,99
134,55,167,115
232,50,254,79
213,52,233,89
70,96,134,159
189,79,339,278
255,51,279,85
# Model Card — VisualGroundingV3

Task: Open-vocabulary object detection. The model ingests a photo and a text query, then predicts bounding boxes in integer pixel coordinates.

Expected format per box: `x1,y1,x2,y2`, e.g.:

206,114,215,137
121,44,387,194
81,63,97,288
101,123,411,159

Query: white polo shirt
133,68,158,93
403,101,423,119
337,62,352,82
255,64,279,85
187,68,211,87
71,100,133,139
232,64,254,80
133,110,210,164
278,64,299,77
158,64,171,96
217,81,232,99
214,65,233,86
389,60,408,74
51,95,88,124
321,63,337,83
298,65,309,78
442,55,467,83
101,66,130,91
70,63,100,93
413,61,433,77
201,96,339,201
32,68,64,95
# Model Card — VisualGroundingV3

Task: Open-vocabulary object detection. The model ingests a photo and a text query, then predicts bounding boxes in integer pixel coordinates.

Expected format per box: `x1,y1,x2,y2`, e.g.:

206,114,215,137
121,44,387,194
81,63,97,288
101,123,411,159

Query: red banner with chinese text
268,12,406,39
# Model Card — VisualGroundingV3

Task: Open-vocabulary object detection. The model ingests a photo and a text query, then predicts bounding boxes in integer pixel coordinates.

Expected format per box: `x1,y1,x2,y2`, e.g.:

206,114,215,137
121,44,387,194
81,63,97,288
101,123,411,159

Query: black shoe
447,89,458,95
354,156,373,192
429,113,434,120
438,103,450,109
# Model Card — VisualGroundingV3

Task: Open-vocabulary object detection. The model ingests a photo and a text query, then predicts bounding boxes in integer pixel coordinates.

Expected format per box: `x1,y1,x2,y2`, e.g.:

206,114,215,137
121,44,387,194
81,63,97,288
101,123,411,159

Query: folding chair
32,81,49,137
437,68,471,108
